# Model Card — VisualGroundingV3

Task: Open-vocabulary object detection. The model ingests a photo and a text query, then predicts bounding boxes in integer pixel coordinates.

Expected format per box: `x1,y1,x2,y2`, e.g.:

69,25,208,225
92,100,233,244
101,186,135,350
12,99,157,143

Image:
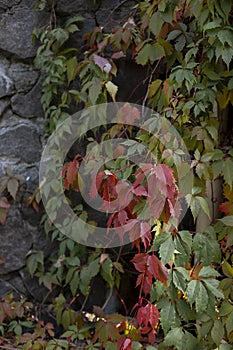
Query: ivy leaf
159,236,175,264
89,79,102,105
211,319,224,346
160,301,176,334
192,232,221,264
219,215,233,226
150,11,163,37
196,282,208,313
222,158,233,188
80,259,100,296
100,258,114,288
222,47,233,70
136,44,151,65
7,178,19,200
203,278,224,298
173,268,189,293
163,327,183,348
66,56,78,84
186,280,200,305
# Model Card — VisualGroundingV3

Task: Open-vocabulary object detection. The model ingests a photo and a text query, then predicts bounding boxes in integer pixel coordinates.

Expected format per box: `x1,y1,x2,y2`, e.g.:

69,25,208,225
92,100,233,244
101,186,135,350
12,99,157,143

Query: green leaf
203,21,221,31
160,301,176,334
173,268,189,293
136,44,151,65
79,258,100,296
167,29,181,41
150,43,165,61
159,236,175,264
222,260,233,278
222,47,233,69
211,319,224,346
176,299,194,322
100,258,114,287
217,30,233,47
219,216,233,226
70,270,80,296
195,196,210,219
164,327,184,348
66,56,78,84
192,232,221,264
148,79,162,98
89,79,102,105
199,266,220,278
150,11,163,37
186,280,200,305
203,278,224,298
226,310,233,337
196,282,208,313
174,231,192,265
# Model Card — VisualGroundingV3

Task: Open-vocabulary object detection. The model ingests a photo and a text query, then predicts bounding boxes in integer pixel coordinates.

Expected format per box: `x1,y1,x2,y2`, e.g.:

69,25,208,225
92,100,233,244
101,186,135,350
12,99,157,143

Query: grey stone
0,64,14,98
96,0,136,30
0,0,21,12
9,62,39,93
11,76,44,118
0,275,27,296
0,124,41,163
0,5,49,58
0,99,10,117
0,207,32,274
56,0,96,15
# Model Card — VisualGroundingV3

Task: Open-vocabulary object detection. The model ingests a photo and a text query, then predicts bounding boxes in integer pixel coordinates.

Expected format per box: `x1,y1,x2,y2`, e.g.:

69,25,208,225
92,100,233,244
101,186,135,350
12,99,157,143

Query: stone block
0,207,32,274
11,76,44,118
0,124,41,163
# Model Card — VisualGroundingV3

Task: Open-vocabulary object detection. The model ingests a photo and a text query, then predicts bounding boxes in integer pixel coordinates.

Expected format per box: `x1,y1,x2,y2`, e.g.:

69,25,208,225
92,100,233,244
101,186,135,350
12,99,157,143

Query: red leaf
131,253,148,273
132,185,148,197
90,171,105,199
0,197,10,209
148,254,168,287
136,301,159,344
62,156,81,191
219,201,233,215
117,103,141,124
118,210,128,225
118,338,132,350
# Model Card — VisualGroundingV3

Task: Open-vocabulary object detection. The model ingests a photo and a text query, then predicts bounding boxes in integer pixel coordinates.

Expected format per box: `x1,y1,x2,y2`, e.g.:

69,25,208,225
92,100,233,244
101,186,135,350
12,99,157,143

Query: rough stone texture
0,2,49,58
0,207,32,274
0,124,41,163
11,77,44,118
0,58,14,98
9,62,39,93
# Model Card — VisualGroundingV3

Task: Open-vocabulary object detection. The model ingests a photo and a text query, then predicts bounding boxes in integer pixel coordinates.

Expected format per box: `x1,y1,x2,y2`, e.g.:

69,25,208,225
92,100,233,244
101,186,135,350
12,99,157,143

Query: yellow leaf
105,81,118,102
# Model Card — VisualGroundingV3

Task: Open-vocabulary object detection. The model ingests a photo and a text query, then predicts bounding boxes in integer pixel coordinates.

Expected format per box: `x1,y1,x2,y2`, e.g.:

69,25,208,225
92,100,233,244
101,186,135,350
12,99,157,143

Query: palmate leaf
196,282,209,313
192,231,221,264
172,267,189,293
186,280,200,305
174,231,192,266
159,301,177,334
159,235,175,264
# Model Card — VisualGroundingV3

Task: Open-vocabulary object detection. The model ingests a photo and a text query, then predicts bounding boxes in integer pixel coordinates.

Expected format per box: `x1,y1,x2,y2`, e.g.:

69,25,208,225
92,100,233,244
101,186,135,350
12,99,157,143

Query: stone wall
0,0,138,300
